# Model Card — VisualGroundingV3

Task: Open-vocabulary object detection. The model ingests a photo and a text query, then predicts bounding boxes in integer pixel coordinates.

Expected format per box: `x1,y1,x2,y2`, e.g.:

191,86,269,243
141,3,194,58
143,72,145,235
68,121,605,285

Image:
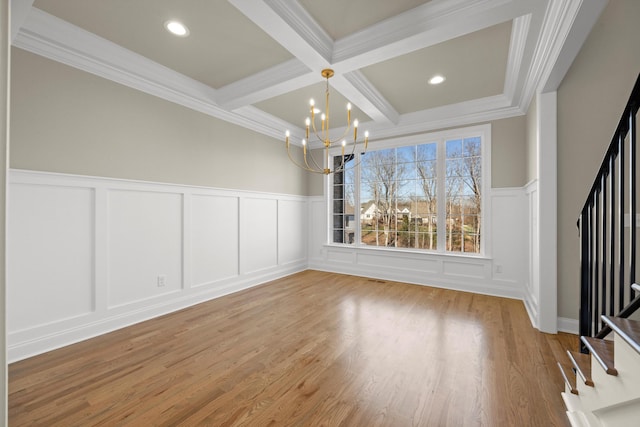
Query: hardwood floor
9,270,576,426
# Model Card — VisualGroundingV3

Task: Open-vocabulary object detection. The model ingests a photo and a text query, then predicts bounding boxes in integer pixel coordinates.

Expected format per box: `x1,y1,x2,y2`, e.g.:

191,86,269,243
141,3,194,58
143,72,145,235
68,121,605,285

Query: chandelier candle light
285,69,369,175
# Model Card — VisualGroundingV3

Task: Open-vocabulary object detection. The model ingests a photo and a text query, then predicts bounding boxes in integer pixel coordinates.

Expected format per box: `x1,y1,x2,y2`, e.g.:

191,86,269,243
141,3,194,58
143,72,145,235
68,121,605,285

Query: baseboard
523,295,538,330
308,259,523,301
558,317,579,335
8,264,306,363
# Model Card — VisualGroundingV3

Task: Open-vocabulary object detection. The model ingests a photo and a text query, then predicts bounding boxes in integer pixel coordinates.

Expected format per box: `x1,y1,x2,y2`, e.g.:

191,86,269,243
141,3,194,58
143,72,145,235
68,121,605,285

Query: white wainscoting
7,170,308,362
523,179,540,328
308,187,528,300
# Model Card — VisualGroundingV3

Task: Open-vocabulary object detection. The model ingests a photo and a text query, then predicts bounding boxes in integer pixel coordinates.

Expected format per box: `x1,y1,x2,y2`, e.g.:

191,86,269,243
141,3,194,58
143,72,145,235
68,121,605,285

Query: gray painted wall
10,48,309,196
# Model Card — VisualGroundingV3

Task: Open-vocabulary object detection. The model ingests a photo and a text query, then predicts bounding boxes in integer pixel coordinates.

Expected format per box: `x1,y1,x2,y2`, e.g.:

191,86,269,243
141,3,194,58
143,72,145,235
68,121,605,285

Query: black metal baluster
609,155,616,316
630,107,637,298
619,133,626,312
601,173,608,323
579,209,592,351
594,188,601,333
578,74,640,345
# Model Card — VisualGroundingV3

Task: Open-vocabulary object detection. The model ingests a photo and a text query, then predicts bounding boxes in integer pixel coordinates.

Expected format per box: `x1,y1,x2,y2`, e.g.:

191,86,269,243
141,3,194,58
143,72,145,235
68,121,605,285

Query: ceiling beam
216,59,314,111
227,0,400,124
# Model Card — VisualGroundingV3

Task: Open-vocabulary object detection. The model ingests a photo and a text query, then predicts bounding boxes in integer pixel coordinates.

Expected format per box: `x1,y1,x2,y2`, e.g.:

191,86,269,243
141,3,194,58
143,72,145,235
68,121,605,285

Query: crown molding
518,0,595,110
13,8,296,141
15,9,219,104
229,105,297,141
9,1,606,149
367,94,517,140
541,0,607,93
10,0,35,41
503,14,531,102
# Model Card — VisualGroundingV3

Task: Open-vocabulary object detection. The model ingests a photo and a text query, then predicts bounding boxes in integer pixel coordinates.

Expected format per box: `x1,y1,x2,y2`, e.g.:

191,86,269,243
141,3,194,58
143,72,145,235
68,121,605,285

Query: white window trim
325,123,492,257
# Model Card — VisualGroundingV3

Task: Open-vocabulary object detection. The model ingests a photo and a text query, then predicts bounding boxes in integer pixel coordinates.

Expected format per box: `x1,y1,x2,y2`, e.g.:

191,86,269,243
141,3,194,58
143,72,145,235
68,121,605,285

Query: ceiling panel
34,0,293,88
16,0,599,144
360,21,512,114
256,81,372,131
299,0,431,40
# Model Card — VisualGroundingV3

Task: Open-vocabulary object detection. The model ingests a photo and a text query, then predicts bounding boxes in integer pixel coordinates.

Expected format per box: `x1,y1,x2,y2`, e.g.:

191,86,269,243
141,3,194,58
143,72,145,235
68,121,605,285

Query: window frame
325,124,492,257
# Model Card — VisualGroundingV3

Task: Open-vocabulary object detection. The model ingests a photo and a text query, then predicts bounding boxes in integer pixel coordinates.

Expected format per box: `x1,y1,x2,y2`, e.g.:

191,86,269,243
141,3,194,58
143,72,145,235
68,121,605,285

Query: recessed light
429,75,445,85
164,20,189,37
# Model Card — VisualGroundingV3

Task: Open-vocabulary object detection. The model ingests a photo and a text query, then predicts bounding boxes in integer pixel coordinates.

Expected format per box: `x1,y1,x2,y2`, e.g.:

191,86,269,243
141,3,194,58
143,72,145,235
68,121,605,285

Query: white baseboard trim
8,264,306,363
308,258,523,301
523,293,539,330
558,317,579,335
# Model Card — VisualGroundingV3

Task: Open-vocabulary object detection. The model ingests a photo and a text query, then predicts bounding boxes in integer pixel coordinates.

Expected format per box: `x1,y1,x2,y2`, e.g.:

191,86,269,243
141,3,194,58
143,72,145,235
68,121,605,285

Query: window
329,125,489,255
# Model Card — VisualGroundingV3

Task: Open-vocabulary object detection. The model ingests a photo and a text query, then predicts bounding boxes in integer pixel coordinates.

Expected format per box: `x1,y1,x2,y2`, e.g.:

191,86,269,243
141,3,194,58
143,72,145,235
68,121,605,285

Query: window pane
397,179,417,200
464,137,481,155
417,159,437,181
360,148,403,248
417,143,437,161
464,215,480,235
446,159,465,177
447,233,462,252
396,146,415,166
416,232,437,250
465,234,481,253
446,139,462,158
331,154,356,245
344,166,355,186
329,132,482,254
396,232,414,248
361,229,388,247
333,199,344,214
333,184,344,200
445,139,482,253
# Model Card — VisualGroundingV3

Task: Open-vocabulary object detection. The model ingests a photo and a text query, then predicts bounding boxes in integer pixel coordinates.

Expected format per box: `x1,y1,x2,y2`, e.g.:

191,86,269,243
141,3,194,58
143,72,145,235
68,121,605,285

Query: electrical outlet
495,265,502,273
157,275,166,287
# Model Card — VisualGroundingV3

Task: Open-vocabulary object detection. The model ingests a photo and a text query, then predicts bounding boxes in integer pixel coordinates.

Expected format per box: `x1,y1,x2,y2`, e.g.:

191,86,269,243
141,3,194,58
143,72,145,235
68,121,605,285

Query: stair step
567,350,594,386
565,410,590,427
580,336,618,376
558,362,579,395
602,315,640,355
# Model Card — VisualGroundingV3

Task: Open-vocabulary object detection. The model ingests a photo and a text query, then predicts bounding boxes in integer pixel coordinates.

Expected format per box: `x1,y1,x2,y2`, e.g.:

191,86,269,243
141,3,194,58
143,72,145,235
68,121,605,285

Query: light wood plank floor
10,270,576,426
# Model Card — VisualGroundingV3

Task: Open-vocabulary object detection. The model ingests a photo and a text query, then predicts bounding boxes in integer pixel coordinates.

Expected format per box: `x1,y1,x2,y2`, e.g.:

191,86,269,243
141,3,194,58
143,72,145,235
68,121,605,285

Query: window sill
323,243,492,261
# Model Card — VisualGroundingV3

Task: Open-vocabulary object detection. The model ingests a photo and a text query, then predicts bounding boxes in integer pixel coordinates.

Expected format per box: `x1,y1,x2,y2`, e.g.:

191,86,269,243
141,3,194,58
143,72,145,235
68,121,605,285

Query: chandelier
285,69,369,175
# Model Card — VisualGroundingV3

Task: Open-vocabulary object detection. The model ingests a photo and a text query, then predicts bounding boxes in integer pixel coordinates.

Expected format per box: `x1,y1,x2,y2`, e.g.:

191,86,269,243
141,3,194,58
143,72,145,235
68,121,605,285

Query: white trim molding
10,1,605,147
7,169,308,362
536,91,558,334
558,317,579,335
309,186,527,301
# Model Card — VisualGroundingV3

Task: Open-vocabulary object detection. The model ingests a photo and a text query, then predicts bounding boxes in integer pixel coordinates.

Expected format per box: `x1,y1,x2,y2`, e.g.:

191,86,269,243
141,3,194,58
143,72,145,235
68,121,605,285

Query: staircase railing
578,73,640,351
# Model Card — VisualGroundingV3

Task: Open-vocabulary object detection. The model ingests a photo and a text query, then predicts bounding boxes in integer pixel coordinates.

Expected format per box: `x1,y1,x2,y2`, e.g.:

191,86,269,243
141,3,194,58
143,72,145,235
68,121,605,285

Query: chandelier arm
337,124,352,142
303,145,323,172
287,141,323,174
308,120,353,146
310,116,320,141
332,137,368,173
307,147,325,171
285,68,370,175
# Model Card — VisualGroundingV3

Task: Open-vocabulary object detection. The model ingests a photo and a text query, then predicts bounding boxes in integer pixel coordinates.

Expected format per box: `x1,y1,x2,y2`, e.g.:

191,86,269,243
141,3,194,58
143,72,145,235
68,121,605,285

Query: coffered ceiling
11,0,606,147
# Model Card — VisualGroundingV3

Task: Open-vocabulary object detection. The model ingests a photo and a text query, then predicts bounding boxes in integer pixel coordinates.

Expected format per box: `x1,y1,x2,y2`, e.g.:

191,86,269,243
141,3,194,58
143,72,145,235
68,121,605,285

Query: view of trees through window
331,136,483,254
